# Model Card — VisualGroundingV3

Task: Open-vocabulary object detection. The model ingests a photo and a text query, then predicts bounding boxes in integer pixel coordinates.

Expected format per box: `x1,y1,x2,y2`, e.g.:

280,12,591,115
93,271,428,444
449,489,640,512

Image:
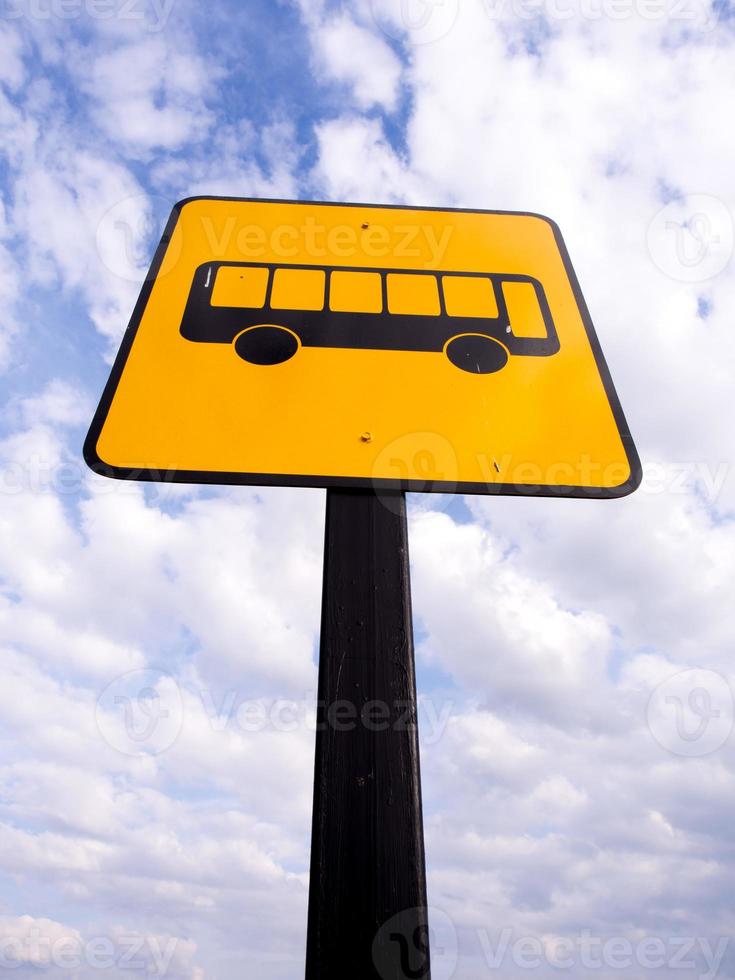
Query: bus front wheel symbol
445,334,509,374
234,325,300,366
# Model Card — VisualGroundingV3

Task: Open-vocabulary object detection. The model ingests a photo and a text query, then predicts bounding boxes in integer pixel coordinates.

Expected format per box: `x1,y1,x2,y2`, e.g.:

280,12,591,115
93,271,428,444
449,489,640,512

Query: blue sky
1,1,735,978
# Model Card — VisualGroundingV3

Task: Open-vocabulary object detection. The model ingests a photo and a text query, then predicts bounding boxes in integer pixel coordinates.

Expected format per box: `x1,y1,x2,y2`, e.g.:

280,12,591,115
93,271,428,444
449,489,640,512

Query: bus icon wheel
445,334,509,374
234,325,300,366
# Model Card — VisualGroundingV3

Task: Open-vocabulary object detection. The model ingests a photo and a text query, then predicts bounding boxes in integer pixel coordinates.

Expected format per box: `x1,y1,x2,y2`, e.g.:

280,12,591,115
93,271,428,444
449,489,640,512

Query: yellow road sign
85,197,641,497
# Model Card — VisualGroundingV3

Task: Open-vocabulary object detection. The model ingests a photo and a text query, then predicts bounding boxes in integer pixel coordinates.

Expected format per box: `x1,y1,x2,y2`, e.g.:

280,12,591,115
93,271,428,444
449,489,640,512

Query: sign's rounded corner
82,430,125,482
605,458,643,500
172,195,214,217
522,210,563,239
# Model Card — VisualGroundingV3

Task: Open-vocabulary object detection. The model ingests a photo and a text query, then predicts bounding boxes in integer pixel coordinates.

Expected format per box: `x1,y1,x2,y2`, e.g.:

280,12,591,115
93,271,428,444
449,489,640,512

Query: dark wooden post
305,489,431,980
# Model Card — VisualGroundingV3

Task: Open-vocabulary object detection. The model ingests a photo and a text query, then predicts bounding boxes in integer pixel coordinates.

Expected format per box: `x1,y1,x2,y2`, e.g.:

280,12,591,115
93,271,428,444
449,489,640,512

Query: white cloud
0,239,19,370
79,38,215,152
0,23,25,90
0,915,202,978
0,915,83,966
314,115,420,201
312,13,404,110
465,476,735,670
12,152,145,349
153,119,304,207
411,510,615,729
18,380,93,428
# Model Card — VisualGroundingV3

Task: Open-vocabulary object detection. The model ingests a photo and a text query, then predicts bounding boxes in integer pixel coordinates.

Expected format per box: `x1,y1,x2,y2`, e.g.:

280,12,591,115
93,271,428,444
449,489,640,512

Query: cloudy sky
1,0,734,977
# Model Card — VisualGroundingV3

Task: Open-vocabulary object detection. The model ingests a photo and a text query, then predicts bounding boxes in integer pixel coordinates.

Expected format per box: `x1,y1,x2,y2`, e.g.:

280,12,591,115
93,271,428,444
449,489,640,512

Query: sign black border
84,196,642,500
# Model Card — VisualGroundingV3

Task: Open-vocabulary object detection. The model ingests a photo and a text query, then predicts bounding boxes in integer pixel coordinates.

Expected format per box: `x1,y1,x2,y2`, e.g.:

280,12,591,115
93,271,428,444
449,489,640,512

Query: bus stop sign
85,197,640,498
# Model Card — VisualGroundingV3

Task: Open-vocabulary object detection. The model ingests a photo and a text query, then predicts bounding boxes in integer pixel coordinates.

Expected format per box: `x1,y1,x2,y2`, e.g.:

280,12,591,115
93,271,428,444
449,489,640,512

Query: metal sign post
306,490,430,980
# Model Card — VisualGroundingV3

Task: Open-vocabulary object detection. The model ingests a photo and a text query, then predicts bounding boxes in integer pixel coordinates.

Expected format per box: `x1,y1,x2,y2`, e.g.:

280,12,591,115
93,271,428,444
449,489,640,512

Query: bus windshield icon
180,261,560,374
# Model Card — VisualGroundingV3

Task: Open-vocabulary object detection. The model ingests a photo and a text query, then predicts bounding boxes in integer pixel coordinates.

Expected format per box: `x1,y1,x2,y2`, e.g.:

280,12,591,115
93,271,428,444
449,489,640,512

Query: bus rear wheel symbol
445,334,509,374
234,325,300,365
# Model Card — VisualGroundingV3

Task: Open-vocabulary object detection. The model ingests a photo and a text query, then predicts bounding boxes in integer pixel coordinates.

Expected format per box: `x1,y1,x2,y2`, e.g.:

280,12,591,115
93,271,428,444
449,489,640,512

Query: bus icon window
179,262,560,374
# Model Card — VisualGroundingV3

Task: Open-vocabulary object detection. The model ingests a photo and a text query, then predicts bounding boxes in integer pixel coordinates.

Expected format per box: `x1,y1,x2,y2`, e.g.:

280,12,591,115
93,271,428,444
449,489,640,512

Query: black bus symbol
179,262,559,374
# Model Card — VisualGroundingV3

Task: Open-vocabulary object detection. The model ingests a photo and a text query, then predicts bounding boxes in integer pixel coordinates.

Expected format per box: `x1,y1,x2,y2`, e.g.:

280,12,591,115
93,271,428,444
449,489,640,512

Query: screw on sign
84,197,641,977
